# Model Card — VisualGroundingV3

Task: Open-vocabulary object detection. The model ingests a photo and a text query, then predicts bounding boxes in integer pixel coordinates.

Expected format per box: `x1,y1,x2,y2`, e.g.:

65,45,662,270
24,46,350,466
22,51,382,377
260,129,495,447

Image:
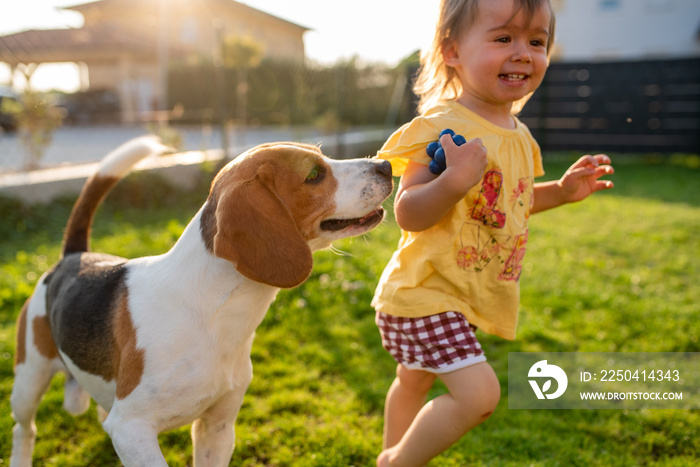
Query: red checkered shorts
376,311,486,374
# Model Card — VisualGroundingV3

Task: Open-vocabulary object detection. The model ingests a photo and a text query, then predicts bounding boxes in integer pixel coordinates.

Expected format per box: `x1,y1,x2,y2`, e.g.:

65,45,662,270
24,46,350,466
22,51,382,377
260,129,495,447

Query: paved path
0,125,385,172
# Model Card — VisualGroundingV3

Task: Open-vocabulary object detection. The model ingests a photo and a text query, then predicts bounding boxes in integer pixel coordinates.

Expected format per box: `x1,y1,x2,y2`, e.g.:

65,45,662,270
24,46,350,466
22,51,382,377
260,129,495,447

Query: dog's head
200,142,393,288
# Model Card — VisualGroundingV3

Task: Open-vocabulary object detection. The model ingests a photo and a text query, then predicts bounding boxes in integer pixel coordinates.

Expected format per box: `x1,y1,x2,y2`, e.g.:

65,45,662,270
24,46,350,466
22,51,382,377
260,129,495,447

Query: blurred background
0,0,698,174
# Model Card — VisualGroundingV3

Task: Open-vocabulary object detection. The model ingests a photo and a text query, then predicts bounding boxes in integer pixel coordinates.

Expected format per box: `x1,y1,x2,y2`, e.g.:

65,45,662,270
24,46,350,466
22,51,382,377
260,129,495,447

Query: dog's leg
62,372,91,416
10,360,59,467
191,388,247,467
11,293,63,467
103,413,169,467
97,405,109,424
192,333,256,467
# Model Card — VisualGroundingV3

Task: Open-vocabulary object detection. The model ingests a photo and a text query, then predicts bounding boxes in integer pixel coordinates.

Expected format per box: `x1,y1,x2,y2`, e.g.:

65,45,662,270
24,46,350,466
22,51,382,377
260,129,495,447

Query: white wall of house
552,0,700,61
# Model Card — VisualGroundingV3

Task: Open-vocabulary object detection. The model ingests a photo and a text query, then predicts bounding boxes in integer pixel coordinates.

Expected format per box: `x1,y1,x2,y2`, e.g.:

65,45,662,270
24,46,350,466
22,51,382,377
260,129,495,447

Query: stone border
0,129,391,204
0,149,224,204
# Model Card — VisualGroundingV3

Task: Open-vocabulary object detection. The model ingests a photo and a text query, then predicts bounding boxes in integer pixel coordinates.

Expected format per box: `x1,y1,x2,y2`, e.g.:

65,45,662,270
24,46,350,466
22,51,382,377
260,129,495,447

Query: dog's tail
62,136,170,256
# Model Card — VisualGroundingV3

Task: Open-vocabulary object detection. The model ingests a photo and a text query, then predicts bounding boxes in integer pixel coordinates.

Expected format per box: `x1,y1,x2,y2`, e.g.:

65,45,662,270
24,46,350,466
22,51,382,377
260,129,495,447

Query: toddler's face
444,0,551,115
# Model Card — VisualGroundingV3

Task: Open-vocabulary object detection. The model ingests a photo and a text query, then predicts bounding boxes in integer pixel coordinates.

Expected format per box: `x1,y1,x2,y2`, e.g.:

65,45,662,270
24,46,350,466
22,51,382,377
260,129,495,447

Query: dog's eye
305,166,325,183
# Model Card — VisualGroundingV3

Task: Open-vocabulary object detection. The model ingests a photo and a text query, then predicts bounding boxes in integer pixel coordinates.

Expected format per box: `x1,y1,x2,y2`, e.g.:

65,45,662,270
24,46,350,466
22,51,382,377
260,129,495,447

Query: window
599,0,621,11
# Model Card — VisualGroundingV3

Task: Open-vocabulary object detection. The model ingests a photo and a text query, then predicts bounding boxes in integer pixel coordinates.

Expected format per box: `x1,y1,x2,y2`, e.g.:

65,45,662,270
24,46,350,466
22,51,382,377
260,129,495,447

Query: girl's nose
511,43,532,63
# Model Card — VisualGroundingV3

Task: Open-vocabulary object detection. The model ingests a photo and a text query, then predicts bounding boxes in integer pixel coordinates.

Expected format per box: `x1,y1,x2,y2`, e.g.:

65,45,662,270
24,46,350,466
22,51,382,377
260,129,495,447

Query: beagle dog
10,137,393,467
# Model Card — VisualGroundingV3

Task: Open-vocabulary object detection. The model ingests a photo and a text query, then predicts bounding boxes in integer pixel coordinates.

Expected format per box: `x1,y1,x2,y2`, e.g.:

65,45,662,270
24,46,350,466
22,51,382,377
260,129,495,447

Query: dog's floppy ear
212,164,313,288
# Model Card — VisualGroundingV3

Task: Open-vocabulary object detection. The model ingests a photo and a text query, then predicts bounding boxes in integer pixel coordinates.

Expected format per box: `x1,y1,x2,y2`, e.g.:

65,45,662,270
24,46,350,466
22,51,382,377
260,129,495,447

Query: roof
62,0,309,31
0,0,308,65
0,24,170,65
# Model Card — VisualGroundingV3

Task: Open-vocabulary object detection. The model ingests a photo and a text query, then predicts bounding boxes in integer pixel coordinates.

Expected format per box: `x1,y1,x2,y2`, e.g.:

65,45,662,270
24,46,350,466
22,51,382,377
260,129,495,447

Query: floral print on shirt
457,169,533,281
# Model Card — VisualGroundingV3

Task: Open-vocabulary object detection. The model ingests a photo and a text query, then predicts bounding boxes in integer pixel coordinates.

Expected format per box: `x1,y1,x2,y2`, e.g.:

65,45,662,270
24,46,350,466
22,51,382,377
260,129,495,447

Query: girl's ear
441,39,460,67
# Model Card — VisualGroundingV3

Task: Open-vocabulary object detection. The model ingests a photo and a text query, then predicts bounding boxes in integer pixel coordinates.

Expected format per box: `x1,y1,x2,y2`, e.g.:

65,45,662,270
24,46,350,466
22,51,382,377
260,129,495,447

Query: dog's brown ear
212,167,313,288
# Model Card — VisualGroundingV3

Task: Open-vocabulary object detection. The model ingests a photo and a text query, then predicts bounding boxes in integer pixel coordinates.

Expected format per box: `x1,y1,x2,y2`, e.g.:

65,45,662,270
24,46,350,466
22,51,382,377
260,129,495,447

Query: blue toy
426,129,467,175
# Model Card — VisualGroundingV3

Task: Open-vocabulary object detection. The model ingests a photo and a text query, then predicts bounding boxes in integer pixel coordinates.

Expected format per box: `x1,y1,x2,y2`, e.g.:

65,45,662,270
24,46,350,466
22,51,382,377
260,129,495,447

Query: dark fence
518,58,700,154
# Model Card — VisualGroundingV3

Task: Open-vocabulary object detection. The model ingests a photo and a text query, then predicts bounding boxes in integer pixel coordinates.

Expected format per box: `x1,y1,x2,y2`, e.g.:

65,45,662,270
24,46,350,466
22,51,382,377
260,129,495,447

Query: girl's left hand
558,154,615,203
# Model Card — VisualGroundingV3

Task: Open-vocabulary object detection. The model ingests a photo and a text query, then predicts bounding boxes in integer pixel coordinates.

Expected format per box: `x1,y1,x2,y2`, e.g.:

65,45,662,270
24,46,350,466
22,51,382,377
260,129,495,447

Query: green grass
1,155,698,466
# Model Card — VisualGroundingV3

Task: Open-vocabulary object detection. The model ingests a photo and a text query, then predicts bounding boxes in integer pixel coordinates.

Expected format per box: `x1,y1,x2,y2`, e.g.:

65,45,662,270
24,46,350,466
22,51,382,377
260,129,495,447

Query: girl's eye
531,39,546,47
496,36,511,43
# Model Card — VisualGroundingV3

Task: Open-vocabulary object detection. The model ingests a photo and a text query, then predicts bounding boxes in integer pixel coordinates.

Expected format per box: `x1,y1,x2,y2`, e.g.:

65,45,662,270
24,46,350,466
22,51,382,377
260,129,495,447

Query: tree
222,35,264,127
1,66,64,170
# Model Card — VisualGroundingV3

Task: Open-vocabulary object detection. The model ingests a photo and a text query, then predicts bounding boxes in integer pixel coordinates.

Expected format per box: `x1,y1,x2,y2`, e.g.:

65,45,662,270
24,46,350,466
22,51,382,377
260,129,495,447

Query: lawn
1,154,698,466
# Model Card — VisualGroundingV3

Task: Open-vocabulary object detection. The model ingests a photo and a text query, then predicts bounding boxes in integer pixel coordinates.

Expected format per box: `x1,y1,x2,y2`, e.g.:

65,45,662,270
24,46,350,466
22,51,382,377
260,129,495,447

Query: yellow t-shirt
372,101,545,340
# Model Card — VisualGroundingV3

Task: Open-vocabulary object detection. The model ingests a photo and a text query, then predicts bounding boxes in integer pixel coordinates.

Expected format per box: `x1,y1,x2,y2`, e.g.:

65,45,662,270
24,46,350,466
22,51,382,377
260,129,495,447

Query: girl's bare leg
378,361,500,467
383,365,437,449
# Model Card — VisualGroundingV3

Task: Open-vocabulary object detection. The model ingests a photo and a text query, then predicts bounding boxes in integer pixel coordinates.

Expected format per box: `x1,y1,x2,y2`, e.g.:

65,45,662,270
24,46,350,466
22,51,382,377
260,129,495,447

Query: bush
167,57,416,127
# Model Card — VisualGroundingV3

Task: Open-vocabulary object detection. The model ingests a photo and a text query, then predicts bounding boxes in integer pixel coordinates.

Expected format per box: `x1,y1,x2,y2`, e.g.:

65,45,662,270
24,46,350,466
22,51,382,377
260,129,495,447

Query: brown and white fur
10,137,393,466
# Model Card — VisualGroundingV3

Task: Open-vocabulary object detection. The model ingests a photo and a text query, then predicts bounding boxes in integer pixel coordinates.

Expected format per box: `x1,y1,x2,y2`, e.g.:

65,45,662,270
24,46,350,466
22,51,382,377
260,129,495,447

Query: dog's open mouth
320,208,385,231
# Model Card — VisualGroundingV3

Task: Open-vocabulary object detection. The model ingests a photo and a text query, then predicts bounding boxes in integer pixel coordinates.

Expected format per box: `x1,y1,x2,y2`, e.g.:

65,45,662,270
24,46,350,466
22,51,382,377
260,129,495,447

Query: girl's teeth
501,74,526,80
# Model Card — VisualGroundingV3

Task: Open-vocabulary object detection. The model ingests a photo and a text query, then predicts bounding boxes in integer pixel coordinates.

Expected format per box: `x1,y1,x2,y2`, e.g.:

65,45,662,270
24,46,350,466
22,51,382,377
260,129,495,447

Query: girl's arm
532,154,615,214
394,135,488,232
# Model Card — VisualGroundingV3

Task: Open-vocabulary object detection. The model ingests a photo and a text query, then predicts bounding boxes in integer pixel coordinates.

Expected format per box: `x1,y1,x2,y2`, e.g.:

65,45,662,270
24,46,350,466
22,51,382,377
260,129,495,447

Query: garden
0,153,698,466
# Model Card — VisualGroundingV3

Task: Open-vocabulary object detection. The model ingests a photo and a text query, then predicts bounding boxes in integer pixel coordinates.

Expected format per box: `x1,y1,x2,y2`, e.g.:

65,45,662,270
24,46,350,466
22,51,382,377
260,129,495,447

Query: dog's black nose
374,159,393,177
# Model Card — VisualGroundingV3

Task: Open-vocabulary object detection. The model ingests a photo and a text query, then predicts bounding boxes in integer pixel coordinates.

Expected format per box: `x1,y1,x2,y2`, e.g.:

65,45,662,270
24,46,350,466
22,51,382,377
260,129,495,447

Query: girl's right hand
439,134,488,196
393,136,488,232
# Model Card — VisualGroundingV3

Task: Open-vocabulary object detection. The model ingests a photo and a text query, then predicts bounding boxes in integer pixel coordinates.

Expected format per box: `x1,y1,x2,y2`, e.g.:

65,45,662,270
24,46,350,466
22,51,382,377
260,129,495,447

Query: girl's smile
499,73,530,86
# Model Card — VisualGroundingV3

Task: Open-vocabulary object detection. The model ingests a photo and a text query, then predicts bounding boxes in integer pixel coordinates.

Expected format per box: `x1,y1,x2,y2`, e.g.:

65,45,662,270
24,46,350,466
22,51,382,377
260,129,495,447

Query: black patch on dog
200,198,217,255
45,252,127,379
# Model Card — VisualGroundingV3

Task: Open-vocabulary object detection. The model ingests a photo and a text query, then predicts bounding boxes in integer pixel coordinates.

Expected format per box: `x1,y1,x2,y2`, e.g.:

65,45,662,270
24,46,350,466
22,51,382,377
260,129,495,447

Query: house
517,0,700,153
0,0,309,123
551,0,700,62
